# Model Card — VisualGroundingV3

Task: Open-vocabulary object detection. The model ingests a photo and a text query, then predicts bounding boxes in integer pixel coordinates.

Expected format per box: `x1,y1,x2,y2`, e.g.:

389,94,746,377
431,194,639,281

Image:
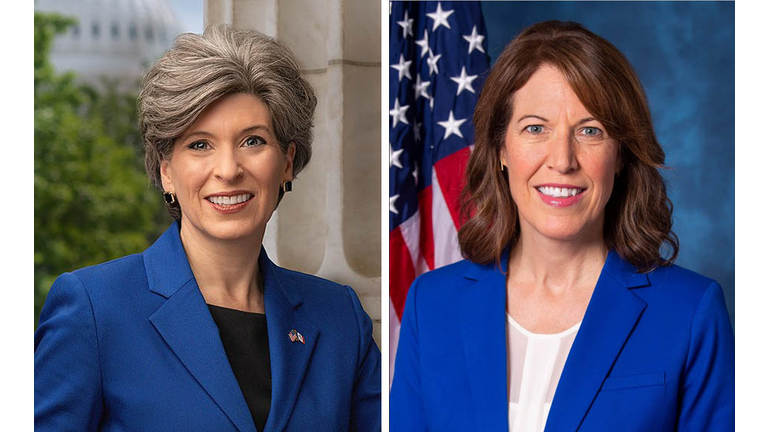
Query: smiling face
160,92,294,243
501,65,619,244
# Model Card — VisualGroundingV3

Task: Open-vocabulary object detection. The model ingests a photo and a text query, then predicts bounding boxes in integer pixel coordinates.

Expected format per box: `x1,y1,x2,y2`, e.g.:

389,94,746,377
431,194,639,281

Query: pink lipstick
534,184,585,208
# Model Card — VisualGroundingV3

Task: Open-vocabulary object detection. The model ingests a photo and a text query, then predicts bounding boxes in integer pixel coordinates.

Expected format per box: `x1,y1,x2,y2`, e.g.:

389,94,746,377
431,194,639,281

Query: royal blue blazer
35,222,381,432
390,250,734,431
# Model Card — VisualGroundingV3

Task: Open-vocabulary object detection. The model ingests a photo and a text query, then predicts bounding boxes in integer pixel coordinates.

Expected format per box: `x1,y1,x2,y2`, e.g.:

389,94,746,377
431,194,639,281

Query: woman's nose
546,131,578,174
214,148,244,181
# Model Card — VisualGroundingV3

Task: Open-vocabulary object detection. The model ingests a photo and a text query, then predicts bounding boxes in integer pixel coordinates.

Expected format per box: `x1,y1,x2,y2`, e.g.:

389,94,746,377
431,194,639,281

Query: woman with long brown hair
390,21,733,431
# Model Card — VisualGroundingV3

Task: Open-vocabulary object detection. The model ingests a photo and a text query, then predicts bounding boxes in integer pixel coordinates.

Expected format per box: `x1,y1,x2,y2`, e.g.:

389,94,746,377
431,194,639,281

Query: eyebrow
516,115,597,125
180,125,273,141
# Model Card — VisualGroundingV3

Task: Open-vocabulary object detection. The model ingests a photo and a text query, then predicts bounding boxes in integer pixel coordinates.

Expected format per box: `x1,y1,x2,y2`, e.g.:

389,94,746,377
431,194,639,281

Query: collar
461,246,650,289
143,221,303,307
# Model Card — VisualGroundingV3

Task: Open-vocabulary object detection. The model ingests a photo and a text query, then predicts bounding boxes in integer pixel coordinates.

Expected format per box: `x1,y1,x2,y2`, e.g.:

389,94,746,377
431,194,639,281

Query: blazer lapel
544,251,649,432
145,223,257,432
460,257,510,431
259,249,318,432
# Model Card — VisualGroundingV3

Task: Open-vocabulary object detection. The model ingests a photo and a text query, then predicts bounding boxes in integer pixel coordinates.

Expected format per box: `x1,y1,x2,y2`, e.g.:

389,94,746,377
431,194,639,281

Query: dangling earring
163,191,176,204
500,160,506,172
281,181,293,193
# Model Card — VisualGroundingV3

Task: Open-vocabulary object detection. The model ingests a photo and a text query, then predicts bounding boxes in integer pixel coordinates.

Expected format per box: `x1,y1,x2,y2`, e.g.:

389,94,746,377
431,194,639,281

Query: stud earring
281,181,293,193
163,191,176,204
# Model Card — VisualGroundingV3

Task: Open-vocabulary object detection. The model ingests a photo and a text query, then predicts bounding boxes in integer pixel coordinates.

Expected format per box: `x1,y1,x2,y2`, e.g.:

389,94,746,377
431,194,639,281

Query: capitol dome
34,0,182,89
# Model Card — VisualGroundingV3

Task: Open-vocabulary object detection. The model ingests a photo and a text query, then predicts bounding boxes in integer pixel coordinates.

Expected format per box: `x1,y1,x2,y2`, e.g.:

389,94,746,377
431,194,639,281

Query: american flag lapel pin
288,329,305,344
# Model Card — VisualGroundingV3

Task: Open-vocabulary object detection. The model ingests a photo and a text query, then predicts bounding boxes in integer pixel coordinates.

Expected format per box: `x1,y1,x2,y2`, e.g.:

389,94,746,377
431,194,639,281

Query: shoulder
271,266,369,321
68,253,146,286
408,258,494,301
643,262,722,305
44,253,152,318
66,254,147,299
272,265,351,301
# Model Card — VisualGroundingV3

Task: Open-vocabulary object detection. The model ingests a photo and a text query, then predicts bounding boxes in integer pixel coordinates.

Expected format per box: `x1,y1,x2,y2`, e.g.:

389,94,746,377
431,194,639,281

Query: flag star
397,10,414,38
391,54,412,82
450,66,478,95
389,99,409,128
390,143,404,169
463,25,486,54
413,74,430,100
390,195,400,214
426,2,454,31
426,49,442,76
437,110,467,140
412,164,419,185
415,29,430,58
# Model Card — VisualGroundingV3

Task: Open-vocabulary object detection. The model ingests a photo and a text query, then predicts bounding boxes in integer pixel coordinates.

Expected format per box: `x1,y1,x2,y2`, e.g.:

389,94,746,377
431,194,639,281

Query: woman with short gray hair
35,25,381,432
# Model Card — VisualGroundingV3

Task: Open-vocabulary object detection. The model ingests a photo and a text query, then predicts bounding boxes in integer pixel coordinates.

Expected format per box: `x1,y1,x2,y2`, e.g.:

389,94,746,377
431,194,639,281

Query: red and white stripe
389,146,472,384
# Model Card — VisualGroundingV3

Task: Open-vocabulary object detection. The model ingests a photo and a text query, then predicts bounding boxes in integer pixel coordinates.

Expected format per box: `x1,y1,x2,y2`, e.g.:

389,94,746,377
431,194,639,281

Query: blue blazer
390,250,734,431
35,222,381,432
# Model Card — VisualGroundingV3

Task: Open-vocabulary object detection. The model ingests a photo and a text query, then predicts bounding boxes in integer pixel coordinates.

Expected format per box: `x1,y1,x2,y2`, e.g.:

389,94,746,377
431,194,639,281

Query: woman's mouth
206,193,253,213
535,186,585,207
536,186,584,198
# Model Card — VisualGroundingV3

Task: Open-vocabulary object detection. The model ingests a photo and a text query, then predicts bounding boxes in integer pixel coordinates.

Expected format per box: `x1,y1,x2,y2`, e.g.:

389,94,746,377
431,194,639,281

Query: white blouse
506,313,581,432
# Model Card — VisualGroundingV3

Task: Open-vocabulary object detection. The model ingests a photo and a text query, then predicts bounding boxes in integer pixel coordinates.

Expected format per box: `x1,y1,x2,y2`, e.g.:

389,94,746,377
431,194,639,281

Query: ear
284,142,296,181
160,158,174,192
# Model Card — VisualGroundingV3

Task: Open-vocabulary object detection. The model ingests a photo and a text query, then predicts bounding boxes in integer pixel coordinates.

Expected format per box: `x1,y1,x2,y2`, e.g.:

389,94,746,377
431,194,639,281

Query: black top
208,304,271,432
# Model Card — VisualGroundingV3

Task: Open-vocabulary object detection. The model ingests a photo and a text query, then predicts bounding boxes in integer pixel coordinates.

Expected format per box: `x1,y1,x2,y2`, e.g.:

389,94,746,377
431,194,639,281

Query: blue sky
168,0,204,34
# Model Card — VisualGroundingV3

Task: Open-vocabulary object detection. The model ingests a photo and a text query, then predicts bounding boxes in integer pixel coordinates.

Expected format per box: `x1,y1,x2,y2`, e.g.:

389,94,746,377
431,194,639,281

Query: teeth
537,186,583,198
208,194,252,206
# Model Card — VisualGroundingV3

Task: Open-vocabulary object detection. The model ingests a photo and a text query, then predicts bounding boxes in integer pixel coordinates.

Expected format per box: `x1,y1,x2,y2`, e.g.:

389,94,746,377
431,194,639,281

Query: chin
203,219,263,242
528,217,593,242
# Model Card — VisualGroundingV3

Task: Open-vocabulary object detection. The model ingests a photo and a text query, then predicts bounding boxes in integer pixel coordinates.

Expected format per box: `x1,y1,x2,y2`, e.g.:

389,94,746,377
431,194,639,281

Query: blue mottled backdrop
482,1,735,326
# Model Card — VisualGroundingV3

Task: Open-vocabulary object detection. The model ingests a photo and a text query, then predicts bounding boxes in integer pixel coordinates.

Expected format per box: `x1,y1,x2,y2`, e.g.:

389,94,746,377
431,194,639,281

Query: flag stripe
434,146,472,228
417,186,436,271
431,168,464,268
389,227,416,320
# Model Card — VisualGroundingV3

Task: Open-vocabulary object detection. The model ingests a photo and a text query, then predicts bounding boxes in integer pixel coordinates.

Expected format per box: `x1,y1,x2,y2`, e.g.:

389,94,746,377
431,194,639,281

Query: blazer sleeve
345,285,382,432
390,277,428,432
35,272,104,432
676,281,735,431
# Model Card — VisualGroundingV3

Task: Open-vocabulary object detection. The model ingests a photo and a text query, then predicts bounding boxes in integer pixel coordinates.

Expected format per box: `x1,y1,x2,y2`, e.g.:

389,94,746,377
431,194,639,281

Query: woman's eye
244,136,267,147
524,125,544,134
188,140,209,150
581,127,603,137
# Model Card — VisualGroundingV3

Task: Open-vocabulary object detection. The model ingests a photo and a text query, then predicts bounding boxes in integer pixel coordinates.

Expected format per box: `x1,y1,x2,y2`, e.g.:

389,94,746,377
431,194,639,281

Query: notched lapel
459,262,509,431
544,251,648,432
260,251,318,432
149,279,257,432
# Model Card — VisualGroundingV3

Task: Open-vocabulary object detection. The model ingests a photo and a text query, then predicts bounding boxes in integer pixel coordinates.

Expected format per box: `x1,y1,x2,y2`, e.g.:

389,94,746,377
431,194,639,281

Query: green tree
34,12,167,328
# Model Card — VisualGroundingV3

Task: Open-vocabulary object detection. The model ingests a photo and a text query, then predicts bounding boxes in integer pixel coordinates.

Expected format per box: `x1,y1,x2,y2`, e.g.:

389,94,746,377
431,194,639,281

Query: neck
508,224,608,296
178,220,266,313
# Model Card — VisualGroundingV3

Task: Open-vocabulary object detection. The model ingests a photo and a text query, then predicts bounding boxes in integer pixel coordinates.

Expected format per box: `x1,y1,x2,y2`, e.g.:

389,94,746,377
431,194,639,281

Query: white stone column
204,0,382,347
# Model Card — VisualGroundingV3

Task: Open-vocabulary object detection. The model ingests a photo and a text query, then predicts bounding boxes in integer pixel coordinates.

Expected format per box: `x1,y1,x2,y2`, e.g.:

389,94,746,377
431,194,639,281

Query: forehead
512,65,591,117
186,92,273,134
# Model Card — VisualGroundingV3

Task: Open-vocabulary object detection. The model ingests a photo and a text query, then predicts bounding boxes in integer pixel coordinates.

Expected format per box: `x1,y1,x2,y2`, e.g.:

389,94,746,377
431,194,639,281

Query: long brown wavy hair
458,21,678,273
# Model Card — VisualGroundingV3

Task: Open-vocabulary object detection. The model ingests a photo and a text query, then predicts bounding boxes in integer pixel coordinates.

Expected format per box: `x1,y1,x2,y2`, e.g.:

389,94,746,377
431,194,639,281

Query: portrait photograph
32,0,381,431
389,1,736,431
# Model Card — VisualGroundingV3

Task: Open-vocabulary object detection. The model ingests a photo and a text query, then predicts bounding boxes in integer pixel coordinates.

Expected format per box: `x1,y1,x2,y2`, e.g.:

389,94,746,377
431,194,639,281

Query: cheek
583,151,619,198
505,146,544,185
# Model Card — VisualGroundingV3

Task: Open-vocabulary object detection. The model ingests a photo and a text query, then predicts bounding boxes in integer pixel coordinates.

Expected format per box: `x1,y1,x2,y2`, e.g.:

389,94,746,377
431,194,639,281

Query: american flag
389,1,490,381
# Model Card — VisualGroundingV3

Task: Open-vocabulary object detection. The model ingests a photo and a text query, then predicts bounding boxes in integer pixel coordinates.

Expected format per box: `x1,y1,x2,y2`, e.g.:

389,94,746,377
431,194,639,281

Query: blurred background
33,0,203,328
482,1,735,326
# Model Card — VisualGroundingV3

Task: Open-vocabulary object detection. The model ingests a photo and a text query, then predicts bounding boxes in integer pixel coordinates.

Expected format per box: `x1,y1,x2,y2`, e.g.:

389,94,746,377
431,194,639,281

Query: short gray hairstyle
138,24,317,220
